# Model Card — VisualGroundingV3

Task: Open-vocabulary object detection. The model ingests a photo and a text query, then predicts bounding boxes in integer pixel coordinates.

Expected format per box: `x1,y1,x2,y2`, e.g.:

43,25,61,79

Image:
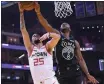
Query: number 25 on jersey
34,58,44,66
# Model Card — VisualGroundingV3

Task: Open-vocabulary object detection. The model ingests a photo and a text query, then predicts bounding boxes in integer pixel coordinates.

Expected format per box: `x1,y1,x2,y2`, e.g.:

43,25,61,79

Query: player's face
60,23,71,34
32,34,41,45
61,28,71,33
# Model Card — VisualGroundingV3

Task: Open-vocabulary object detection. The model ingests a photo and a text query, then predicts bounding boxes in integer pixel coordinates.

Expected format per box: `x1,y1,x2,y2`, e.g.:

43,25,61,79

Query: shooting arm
20,12,32,55
36,12,60,34
35,2,59,34
34,2,59,34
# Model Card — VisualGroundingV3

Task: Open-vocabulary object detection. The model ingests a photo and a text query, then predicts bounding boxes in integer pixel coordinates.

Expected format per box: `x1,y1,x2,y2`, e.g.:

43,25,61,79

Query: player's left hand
39,33,49,42
87,74,99,84
34,2,40,13
18,2,24,13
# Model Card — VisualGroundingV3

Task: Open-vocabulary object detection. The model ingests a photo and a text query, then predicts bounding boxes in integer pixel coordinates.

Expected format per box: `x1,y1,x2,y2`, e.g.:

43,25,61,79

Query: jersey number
34,58,44,66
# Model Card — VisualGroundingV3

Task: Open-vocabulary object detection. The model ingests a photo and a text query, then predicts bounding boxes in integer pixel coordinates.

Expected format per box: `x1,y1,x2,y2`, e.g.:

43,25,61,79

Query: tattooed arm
18,3,32,56
34,2,60,34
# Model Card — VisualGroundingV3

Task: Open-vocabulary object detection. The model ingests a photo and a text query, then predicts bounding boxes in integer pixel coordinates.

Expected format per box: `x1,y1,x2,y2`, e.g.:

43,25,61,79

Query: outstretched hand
34,2,40,13
18,2,24,13
87,74,99,84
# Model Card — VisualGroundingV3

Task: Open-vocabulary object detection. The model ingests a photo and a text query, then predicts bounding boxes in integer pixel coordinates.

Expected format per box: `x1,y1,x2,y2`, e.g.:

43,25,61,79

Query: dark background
1,1,104,84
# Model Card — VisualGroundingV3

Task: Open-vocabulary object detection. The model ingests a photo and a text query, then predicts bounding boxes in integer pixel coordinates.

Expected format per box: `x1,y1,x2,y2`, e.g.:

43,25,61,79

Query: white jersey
28,45,55,82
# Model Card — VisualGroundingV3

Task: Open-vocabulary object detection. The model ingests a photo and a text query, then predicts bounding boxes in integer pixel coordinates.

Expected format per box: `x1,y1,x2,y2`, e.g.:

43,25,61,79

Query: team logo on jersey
62,46,74,60
31,51,47,57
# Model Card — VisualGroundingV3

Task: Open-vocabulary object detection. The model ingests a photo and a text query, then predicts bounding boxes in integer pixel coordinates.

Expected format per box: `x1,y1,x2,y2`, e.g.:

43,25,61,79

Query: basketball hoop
54,1,73,18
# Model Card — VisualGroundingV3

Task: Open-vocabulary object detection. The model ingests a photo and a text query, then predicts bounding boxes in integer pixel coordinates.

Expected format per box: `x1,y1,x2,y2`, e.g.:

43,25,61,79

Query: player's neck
62,32,70,40
35,43,43,48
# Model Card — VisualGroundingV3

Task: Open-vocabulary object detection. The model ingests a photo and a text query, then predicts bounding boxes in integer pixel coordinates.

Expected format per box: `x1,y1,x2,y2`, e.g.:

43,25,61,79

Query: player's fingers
18,2,20,7
93,79,98,84
18,2,22,6
39,36,45,42
88,79,94,84
35,2,38,7
18,2,20,4
93,80,96,84
35,2,40,8
92,78,99,84
95,79,99,84
39,37,43,42
35,1,39,5
90,80,94,84
87,80,92,84
93,79,96,84
18,2,23,10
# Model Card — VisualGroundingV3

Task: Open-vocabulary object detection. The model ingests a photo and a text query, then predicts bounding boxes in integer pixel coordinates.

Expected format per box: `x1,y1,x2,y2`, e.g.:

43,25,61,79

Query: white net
54,1,73,18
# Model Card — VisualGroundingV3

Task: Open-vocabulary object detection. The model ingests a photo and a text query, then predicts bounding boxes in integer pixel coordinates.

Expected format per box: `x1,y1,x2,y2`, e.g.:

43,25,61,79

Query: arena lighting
1,63,56,71
13,65,22,69
2,43,9,46
16,54,26,61
18,54,25,59
14,38,17,42
10,38,13,41
15,76,20,80
2,43,26,50
99,30,101,32
24,65,30,68
7,76,11,79
82,27,85,29
102,26,103,28
97,26,99,28
12,24,14,27
99,59,104,71
80,47,93,51
1,1,17,8
2,43,94,51
87,27,89,29
92,26,94,28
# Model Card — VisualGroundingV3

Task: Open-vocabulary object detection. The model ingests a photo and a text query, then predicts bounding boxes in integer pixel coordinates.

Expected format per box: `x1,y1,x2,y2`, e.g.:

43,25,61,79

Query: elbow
56,33,60,39
56,34,61,41
52,33,60,41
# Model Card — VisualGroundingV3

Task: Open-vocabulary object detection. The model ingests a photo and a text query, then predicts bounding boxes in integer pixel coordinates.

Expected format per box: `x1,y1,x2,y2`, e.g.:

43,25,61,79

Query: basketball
20,1,35,11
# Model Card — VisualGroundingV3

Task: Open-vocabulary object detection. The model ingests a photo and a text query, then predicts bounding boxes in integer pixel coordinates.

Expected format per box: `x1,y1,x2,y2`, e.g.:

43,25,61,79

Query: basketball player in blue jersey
34,2,99,84
18,3,60,84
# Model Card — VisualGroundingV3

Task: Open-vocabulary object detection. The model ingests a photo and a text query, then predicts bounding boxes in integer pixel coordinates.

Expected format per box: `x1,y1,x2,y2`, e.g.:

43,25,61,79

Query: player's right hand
18,2,24,13
34,2,40,14
39,33,49,42
87,74,99,84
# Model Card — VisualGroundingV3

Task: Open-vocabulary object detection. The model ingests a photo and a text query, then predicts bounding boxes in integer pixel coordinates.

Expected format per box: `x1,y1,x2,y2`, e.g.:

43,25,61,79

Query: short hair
60,23,71,31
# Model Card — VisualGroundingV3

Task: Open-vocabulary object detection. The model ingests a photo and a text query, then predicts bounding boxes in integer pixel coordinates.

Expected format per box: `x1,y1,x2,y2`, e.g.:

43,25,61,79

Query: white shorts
34,76,59,84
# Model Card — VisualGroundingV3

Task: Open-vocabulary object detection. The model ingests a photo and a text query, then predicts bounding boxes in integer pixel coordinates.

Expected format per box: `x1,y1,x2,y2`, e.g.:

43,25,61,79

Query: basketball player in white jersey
18,3,60,84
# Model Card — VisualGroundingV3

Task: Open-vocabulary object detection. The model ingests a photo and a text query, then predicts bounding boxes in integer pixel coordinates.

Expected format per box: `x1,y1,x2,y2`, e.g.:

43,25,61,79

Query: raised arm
18,3,32,55
34,2,60,34
39,32,60,53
